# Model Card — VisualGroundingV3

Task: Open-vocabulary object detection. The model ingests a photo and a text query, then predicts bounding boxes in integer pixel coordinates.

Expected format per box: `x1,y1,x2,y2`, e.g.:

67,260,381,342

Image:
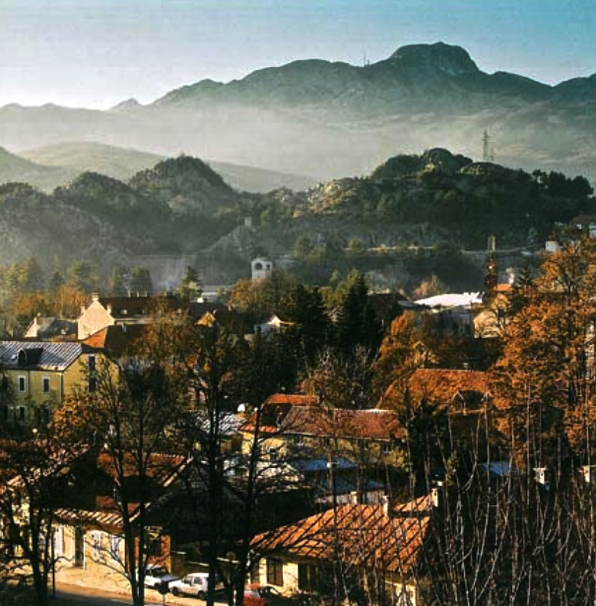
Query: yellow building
0,340,102,432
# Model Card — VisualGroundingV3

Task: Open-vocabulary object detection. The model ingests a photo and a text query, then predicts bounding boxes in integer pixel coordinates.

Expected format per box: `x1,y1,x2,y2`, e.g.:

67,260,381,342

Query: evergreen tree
129,266,153,295
508,263,535,317
20,257,45,293
68,261,99,293
178,265,203,303
110,265,129,296
48,269,65,293
283,283,331,365
335,273,382,356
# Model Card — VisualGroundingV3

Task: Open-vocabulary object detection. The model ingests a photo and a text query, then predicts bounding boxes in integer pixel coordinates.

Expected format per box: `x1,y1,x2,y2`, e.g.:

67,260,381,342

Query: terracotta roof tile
83,324,149,357
283,408,406,440
264,394,320,406
406,369,489,405
242,400,405,441
254,500,430,573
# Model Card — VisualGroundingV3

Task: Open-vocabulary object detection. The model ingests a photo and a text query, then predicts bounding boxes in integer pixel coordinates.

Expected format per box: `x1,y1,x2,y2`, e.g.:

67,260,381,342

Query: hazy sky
1,0,595,109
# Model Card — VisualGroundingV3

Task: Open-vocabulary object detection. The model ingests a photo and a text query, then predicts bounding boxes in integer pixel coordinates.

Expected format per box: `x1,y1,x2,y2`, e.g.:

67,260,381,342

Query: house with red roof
53,449,192,589
240,394,407,478
381,368,500,459
251,493,433,605
77,293,183,340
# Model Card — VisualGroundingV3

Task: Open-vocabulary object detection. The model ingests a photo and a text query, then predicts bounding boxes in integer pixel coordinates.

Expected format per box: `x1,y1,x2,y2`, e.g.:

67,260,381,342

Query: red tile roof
83,324,149,356
242,395,405,440
94,294,182,318
264,394,320,406
283,408,406,441
381,369,490,411
97,452,187,486
406,369,490,404
254,500,430,574
55,451,190,530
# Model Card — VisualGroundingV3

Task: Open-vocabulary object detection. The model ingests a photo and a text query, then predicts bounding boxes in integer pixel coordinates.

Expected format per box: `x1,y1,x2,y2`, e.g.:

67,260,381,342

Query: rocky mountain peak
388,42,480,76
109,98,143,112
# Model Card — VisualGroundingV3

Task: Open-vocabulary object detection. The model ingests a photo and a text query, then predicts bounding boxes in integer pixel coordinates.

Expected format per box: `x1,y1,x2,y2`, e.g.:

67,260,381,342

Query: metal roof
0,340,93,371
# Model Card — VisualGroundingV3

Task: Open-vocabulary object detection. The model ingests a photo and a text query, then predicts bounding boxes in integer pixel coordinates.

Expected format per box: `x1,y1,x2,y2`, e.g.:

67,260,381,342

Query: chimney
534,467,550,489
381,495,392,518
582,465,595,484
431,480,444,509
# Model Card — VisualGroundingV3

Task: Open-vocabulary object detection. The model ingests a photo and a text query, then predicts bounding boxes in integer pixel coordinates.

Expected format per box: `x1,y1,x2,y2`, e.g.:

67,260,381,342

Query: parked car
144,564,179,590
244,585,286,606
170,572,222,599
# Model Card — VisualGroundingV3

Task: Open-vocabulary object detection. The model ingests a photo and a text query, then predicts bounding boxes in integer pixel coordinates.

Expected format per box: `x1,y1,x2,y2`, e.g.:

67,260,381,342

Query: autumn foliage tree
0,436,82,606
494,233,596,465
54,320,190,606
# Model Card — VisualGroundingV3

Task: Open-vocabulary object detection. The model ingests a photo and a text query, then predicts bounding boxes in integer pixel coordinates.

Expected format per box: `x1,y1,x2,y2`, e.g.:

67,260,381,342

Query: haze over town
2,3,596,606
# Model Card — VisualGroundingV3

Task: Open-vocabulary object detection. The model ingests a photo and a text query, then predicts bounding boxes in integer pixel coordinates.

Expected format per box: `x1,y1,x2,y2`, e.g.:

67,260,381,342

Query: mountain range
2,42,596,182
0,143,315,193
0,148,592,292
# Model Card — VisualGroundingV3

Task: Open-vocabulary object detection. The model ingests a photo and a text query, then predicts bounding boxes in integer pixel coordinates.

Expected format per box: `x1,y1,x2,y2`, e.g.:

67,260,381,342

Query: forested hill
0,150,593,287
281,148,595,250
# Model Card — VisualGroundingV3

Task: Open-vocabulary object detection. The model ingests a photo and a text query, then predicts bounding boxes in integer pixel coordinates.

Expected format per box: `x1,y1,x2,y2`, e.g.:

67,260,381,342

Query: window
42,377,50,393
88,376,97,393
91,531,102,561
266,558,284,587
109,535,122,561
293,435,304,447
393,585,416,606
145,532,163,557
54,526,65,556
18,376,27,393
298,563,319,592
18,407,26,423
88,355,96,371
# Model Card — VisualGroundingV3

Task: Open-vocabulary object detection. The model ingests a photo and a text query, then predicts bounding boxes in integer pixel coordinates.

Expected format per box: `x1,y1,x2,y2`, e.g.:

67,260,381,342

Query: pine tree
178,265,203,303
20,257,45,293
68,261,99,293
48,269,65,293
110,265,129,296
129,266,153,295
335,273,381,356
283,283,331,364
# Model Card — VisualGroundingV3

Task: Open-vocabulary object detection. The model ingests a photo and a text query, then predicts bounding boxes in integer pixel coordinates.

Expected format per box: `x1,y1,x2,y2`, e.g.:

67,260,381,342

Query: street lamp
51,527,56,599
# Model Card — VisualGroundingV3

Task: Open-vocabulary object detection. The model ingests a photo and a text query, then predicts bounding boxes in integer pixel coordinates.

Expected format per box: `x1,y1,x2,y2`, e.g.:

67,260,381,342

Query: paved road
54,582,171,606
53,581,228,606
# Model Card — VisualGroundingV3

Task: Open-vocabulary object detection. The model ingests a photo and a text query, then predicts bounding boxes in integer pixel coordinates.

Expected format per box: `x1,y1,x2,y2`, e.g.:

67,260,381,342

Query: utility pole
327,461,340,606
482,130,491,162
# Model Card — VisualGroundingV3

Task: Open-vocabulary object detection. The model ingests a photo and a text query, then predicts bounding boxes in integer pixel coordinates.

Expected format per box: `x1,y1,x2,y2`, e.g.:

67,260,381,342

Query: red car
244,585,285,606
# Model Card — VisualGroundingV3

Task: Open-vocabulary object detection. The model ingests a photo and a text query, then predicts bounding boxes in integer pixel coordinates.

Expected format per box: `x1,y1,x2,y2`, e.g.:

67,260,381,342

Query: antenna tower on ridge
482,130,495,162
